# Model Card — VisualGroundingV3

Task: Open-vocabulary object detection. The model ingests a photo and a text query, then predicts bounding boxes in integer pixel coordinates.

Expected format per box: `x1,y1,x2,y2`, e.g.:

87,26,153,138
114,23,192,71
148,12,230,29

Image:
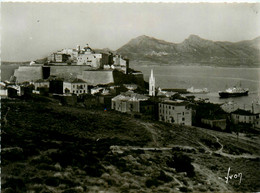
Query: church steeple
149,69,155,96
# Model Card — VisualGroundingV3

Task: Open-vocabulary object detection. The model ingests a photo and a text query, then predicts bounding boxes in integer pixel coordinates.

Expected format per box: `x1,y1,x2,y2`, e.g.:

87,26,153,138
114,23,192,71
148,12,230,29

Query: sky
1,2,260,62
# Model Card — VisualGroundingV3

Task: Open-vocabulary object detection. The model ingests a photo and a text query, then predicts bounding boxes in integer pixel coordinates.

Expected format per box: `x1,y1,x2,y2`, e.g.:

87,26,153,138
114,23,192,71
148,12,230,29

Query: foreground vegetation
1,98,260,192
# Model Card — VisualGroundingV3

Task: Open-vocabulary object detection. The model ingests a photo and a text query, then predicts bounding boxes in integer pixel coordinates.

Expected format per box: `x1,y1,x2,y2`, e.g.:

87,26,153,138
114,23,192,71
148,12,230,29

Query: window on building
183,112,184,116
182,117,185,121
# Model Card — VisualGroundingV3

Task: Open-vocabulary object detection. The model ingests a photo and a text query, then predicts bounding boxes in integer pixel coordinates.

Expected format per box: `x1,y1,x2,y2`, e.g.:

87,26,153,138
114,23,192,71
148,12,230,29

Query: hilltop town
1,42,260,192
1,43,260,131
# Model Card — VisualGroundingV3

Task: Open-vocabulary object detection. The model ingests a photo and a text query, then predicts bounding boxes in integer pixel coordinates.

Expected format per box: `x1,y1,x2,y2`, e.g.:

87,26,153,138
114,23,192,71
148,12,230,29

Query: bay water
2,63,260,110
131,64,260,110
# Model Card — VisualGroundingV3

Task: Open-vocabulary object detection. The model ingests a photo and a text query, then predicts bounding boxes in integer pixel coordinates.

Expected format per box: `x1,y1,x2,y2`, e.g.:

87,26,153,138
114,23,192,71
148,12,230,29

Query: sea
1,63,260,111
131,64,260,111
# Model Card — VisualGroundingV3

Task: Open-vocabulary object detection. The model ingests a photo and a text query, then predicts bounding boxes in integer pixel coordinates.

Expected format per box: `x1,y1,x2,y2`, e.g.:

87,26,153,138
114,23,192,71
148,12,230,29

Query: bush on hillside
167,152,195,177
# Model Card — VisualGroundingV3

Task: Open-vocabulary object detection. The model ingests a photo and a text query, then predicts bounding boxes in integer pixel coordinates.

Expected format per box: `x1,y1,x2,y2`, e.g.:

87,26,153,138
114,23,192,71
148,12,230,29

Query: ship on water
218,84,249,98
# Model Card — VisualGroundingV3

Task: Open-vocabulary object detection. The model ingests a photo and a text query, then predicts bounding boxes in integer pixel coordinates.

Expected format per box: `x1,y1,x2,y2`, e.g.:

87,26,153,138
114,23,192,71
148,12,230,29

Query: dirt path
3,107,10,126
139,121,160,147
118,121,260,159
214,136,224,154
193,163,232,192
207,133,260,159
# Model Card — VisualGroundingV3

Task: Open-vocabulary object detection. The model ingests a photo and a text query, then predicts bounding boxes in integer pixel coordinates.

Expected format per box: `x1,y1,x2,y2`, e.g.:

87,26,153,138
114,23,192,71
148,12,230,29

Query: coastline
130,62,260,69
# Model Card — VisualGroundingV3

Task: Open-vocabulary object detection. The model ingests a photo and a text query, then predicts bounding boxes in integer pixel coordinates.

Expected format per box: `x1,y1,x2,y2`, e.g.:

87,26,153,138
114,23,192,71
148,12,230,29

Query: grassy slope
1,99,260,192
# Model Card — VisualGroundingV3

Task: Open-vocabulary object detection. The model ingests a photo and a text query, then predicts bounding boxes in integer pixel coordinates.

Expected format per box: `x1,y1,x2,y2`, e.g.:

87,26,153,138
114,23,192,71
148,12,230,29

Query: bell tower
149,69,155,96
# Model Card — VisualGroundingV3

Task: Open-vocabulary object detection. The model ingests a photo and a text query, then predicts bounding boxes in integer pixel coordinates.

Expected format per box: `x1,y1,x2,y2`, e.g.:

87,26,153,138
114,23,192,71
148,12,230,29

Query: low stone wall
201,118,227,130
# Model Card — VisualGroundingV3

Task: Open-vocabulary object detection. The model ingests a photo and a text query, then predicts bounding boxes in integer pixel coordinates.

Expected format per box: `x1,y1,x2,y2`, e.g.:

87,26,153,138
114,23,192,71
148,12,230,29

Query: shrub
84,165,104,177
44,176,60,187
179,186,190,192
37,163,56,171
2,147,24,162
200,138,221,151
145,178,163,188
157,171,173,183
2,177,26,192
168,152,195,177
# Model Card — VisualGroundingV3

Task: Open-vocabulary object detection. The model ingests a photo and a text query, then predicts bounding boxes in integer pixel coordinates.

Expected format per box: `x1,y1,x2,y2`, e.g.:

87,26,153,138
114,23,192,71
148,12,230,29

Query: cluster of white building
47,44,129,74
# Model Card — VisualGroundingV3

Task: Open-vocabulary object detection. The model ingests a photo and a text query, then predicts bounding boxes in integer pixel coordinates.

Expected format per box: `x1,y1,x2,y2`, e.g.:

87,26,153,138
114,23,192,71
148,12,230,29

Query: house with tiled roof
111,91,149,113
231,109,260,127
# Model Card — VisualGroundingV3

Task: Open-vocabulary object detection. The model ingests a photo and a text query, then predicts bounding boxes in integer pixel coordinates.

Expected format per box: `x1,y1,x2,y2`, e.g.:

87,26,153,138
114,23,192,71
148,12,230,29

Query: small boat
218,85,249,98
187,87,209,94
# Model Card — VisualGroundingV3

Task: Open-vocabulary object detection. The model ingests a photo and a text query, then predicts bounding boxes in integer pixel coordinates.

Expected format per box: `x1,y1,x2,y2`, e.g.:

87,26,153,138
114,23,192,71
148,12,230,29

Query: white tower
149,69,155,96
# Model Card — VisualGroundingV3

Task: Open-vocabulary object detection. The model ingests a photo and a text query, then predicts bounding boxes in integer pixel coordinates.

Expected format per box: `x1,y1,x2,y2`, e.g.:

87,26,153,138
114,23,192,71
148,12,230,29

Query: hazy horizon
1,3,260,62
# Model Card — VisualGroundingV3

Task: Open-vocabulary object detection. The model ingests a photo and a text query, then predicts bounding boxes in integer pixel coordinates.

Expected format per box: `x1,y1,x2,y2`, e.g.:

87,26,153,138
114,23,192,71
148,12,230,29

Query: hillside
117,35,260,67
1,99,260,192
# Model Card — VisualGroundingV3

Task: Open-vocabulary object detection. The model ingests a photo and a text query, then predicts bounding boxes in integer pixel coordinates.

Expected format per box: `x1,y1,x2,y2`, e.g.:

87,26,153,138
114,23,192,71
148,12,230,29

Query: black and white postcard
1,1,260,192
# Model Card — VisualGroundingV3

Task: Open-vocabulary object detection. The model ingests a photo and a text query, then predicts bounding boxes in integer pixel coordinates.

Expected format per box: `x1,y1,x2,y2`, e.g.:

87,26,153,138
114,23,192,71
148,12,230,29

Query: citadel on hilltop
14,44,129,84
47,44,129,72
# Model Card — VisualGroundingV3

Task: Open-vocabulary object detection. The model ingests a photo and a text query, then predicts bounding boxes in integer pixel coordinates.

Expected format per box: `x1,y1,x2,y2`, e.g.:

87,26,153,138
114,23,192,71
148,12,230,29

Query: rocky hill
117,35,260,67
2,99,260,192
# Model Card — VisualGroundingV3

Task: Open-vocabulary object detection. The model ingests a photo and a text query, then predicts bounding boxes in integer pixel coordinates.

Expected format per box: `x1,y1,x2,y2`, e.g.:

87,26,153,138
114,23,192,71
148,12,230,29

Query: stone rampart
78,70,114,86
14,66,43,83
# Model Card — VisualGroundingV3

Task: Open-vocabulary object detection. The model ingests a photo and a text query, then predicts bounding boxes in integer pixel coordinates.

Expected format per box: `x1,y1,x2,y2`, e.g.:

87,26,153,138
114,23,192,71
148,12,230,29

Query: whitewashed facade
159,101,192,126
63,79,88,96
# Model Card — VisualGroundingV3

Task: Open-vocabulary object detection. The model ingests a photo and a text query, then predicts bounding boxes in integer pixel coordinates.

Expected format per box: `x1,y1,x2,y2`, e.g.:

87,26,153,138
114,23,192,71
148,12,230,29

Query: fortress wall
14,65,115,86
78,70,114,86
14,66,43,83
50,65,92,78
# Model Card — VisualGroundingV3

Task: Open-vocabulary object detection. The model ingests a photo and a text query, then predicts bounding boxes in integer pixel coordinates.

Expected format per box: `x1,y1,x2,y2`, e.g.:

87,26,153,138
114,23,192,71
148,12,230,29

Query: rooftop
64,78,86,83
112,92,149,101
232,109,257,116
160,100,189,106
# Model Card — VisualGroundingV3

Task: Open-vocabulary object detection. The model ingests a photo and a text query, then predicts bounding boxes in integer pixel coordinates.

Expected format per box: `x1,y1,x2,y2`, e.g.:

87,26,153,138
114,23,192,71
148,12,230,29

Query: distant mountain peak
184,34,208,43
131,35,156,42
137,35,151,39
117,34,259,67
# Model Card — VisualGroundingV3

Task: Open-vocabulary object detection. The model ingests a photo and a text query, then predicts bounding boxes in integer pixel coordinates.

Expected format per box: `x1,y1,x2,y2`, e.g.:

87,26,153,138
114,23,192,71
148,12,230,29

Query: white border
0,0,259,3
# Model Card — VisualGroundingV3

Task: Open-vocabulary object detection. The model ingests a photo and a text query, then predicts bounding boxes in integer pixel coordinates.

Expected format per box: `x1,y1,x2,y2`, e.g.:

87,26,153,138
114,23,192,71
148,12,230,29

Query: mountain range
3,35,259,67
116,35,260,67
